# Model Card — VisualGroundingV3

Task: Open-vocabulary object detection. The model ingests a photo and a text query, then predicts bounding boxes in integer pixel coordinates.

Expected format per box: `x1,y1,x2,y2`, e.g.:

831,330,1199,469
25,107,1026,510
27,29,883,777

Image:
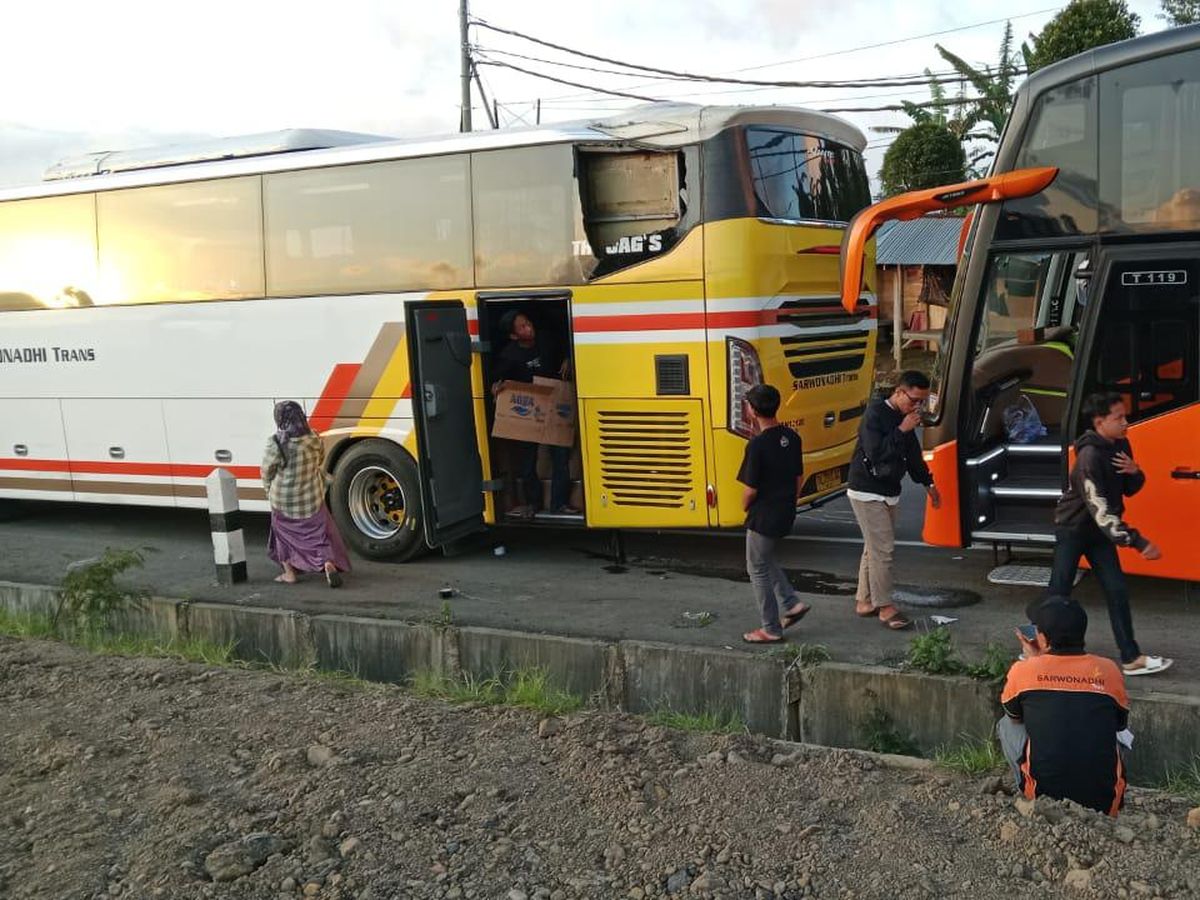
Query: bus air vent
597,409,694,509
654,354,690,395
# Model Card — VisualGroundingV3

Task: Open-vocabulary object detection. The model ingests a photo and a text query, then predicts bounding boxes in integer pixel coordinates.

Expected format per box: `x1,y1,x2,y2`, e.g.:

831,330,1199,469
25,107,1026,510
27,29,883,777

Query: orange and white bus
840,26,1200,583
0,103,878,560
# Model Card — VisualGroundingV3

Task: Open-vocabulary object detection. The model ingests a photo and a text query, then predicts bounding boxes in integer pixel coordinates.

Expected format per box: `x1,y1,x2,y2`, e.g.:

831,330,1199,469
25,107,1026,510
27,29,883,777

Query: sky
0,0,1173,191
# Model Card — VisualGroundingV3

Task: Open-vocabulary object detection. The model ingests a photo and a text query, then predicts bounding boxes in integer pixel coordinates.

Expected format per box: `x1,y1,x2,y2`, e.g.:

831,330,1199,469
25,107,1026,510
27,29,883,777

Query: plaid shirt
261,432,328,519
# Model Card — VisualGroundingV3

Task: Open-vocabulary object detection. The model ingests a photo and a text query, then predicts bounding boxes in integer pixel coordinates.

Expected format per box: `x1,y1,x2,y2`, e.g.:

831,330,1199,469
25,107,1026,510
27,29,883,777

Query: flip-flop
1123,655,1173,676
743,628,785,644
879,607,912,630
856,605,879,618
325,569,343,589
781,604,811,629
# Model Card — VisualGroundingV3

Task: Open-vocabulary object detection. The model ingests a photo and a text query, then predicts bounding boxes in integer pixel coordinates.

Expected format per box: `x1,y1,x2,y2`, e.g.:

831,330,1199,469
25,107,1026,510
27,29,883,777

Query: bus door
1070,245,1200,580
406,301,486,548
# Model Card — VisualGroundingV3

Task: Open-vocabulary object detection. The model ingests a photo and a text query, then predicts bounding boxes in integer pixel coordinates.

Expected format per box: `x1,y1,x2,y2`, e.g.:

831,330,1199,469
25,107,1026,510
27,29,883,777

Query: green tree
1023,0,1141,73
879,122,967,197
936,21,1023,143
1161,0,1200,25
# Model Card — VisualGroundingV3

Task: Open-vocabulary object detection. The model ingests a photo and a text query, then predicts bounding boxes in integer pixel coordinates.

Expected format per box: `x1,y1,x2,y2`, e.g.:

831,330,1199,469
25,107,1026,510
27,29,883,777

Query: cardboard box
491,377,577,447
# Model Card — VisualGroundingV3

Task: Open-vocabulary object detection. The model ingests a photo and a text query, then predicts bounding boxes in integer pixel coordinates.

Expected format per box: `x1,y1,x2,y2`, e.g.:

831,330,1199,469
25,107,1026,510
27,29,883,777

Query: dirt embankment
2,637,1198,900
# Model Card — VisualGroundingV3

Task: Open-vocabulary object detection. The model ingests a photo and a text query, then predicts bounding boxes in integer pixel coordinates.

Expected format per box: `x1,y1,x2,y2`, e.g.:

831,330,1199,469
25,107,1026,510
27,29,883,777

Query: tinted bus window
998,77,1099,239
746,128,870,223
0,194,97,311
472,145,594,287
264,156,473,296
1099,48,1200,231
97,177,263,305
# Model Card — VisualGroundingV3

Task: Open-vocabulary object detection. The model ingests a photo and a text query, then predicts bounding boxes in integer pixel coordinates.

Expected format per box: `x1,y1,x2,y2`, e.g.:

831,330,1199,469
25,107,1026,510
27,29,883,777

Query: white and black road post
206,468,247,586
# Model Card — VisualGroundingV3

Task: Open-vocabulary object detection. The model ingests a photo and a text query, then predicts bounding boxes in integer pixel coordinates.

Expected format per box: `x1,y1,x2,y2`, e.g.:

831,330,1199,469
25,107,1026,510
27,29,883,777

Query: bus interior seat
970,340,1075,444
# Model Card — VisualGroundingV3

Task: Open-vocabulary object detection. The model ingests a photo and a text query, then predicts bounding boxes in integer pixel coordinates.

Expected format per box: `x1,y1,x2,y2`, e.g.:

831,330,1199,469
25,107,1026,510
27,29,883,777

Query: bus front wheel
330,440,426,561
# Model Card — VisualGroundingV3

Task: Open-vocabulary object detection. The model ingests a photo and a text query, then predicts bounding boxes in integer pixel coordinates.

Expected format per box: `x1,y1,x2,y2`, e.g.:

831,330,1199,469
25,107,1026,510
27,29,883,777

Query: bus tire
330,439,427,562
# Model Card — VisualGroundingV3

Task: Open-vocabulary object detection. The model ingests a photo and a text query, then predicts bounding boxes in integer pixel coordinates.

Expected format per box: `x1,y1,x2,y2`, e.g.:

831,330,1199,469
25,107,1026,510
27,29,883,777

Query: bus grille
777,297,874,380
597,409,694,508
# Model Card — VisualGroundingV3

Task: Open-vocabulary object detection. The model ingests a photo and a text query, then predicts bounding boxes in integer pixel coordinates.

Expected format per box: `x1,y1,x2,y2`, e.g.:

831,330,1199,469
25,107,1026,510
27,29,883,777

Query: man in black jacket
1050,392,1170,676
847,371,940,630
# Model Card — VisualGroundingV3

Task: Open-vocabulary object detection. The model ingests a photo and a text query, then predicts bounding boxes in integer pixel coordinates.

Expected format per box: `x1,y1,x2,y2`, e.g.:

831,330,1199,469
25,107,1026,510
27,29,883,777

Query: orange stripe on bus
308,363,363,433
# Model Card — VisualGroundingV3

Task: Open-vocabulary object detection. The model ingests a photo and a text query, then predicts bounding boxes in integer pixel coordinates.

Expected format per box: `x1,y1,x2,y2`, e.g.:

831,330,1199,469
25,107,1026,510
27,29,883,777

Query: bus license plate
815,468,842,493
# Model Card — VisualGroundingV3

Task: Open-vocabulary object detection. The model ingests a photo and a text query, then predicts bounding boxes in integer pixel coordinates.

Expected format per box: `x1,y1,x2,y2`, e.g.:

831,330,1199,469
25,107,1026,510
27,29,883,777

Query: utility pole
459,0,472,132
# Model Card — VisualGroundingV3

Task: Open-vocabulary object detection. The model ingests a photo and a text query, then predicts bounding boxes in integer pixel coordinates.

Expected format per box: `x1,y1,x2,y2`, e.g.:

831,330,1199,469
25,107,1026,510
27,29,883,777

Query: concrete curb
2,580,1196,786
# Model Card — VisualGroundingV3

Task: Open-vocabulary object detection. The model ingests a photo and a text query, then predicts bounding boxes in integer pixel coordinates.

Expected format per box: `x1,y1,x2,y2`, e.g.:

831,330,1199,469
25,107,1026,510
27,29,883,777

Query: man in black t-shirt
736,384,807,643
491,310,578,517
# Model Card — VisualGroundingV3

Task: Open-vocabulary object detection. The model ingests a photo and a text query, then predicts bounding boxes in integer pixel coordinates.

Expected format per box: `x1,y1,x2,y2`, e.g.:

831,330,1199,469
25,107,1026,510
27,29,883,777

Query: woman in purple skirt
261,401,351,588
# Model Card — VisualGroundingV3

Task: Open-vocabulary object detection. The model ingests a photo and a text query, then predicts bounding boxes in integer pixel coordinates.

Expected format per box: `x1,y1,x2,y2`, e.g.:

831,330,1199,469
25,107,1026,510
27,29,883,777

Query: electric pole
459,0,472,132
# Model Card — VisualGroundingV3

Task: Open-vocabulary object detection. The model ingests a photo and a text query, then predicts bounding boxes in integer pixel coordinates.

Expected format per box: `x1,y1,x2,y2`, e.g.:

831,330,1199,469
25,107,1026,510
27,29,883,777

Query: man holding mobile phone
846,370,941,631
999,597,1131,816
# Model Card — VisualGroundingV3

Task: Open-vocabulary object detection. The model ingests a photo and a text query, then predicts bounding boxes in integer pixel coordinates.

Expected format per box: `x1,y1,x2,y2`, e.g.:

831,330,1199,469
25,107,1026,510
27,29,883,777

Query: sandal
742,628,785,644
506,505,536,520
781,603,811,629
325,568,343,589
855,604,879,618
878,606,911,630
1123,655,1173,676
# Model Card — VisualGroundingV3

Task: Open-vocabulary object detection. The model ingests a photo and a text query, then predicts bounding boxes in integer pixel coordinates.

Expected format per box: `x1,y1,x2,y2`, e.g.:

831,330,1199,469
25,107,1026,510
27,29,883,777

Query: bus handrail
837,167,1059,314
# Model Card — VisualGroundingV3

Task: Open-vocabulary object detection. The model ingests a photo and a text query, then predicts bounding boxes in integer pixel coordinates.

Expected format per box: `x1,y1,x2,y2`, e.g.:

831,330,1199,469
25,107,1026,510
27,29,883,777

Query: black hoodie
1054,431,1148,550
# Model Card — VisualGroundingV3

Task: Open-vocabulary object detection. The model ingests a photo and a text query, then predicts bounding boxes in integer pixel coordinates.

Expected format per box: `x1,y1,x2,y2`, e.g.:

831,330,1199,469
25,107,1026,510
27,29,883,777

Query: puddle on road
575,549,982,608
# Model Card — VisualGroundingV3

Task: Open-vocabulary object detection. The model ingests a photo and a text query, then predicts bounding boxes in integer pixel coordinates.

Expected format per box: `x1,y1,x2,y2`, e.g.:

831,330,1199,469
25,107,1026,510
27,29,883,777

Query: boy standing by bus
1050,392,1171,676
737,384,808,644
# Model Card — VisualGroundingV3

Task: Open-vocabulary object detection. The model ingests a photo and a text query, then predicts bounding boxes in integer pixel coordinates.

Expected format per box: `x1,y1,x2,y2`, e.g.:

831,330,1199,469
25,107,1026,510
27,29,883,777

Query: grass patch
1160,756,1200,804
935,734,1006,775
276,663,381,691
645,708,747,735
768,642,831,667
861,707,921,757
411,667,583,716
906,628,1015,683
72,631,237,665
0,608,57,639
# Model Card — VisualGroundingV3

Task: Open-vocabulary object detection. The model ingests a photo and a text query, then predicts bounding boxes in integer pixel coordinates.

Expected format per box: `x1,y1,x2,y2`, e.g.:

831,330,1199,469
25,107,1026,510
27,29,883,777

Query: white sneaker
1123,655,1173,676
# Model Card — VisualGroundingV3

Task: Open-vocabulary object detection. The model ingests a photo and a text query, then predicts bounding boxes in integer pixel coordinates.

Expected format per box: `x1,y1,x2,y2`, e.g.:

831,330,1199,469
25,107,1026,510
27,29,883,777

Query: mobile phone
1017,624,1038,642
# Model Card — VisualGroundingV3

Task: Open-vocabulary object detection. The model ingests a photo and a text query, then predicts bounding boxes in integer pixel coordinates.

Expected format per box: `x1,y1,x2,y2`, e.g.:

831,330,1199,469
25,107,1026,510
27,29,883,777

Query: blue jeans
518,442,571,511
1048,525,1141,664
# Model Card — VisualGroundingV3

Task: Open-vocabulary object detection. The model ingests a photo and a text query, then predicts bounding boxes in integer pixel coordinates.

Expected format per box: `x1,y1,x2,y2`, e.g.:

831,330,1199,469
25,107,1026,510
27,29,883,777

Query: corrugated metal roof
875,217,965,266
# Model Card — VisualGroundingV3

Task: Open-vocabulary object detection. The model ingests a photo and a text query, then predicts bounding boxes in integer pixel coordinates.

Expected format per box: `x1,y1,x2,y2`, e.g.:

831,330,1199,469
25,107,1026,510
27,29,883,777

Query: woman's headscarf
273,400,311,467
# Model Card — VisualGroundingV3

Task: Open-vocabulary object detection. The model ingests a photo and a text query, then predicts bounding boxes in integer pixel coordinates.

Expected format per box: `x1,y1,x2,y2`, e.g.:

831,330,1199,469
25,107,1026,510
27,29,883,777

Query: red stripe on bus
308,363,363,433
0,458,259,479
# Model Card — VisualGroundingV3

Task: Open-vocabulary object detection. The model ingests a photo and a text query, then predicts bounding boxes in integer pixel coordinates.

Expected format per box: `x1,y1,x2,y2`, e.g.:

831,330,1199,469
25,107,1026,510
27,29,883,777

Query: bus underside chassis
330,439,427,561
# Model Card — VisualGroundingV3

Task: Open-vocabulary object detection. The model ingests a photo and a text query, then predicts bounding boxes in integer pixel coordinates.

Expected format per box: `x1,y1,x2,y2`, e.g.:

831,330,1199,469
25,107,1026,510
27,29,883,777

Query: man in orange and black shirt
998,597,1130,816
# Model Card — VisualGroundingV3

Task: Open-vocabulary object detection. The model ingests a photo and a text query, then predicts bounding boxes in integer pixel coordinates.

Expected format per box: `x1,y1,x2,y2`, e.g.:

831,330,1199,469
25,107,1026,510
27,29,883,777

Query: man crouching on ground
999,596,1131,816
737,384,809,644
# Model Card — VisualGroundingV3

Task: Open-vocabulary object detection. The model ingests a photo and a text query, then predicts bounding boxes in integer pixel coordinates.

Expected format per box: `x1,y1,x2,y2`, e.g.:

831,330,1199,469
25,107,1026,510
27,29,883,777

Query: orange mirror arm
838,166,1059,313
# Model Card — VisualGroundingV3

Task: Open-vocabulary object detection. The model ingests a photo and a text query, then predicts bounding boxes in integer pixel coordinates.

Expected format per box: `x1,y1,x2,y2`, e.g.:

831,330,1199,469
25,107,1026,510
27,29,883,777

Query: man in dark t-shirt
491,310,577,517
736,384,807,643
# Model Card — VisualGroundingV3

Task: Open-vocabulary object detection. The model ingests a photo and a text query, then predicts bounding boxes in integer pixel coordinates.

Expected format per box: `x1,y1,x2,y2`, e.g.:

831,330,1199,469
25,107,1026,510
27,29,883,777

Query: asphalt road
1,484,1196,696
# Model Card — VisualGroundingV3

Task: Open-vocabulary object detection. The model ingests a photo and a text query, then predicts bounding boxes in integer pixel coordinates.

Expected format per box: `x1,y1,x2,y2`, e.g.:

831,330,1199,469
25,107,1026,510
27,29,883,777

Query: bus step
986,564,1084,588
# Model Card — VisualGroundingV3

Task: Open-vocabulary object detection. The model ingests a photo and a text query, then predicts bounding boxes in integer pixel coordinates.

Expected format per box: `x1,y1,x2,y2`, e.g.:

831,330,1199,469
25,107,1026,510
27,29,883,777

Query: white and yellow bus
0,103,878,559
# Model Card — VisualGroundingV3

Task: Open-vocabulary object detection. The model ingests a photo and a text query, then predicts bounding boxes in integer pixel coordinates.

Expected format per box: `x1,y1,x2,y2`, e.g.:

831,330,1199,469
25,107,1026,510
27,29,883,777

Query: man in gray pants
737,385,808,644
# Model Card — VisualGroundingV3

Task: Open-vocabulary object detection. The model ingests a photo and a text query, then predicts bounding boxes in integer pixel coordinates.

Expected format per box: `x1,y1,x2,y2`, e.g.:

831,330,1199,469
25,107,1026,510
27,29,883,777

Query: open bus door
407,301,486,549
836,167,1060,549
1068,246,1200,581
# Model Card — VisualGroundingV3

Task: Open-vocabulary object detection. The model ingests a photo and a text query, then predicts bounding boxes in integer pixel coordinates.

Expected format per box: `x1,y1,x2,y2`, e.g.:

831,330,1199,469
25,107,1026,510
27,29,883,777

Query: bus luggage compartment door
407,301,486,548
582,398,708,528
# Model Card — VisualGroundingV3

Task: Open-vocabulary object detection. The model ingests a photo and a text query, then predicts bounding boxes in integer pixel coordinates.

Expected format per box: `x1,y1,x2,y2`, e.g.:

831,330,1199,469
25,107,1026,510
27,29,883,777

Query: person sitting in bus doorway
736,384,809,644
1049,392,1171,676
999,596,1131,816
846,370,940,630
261,401,351,588
491,309,579,518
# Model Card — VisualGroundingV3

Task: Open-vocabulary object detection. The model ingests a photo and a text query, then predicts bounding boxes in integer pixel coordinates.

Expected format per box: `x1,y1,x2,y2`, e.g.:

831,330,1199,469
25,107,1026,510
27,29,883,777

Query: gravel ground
3,636,1199,900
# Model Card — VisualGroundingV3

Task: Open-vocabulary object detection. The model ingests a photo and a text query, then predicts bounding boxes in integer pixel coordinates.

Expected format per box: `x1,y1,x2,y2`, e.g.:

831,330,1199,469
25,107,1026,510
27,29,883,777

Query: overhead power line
474,60,664,102
472,18,1020,89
